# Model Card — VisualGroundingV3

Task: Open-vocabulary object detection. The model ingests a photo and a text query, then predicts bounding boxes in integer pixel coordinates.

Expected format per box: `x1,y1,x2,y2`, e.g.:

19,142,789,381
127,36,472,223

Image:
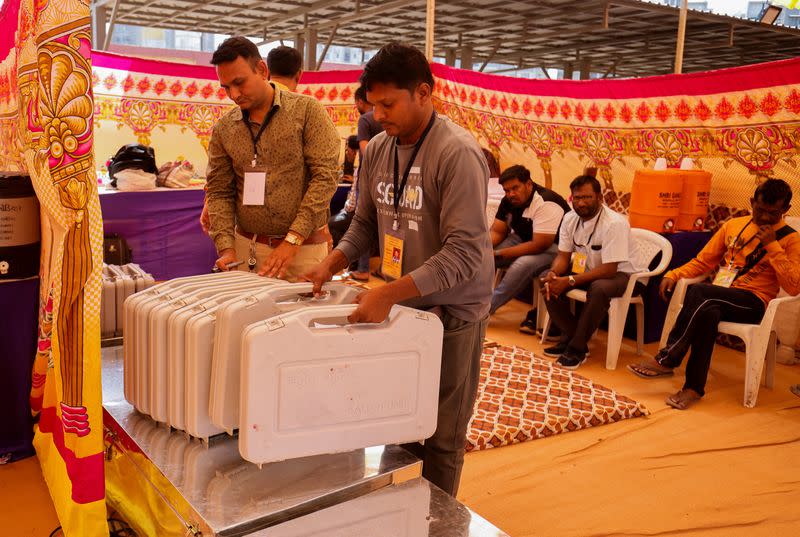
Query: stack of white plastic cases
121,273,445,466
101,263,155,338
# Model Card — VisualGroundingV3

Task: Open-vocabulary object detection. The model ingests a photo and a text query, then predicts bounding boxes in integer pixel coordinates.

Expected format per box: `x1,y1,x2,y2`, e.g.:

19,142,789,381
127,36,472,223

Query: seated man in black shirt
490,165,570,316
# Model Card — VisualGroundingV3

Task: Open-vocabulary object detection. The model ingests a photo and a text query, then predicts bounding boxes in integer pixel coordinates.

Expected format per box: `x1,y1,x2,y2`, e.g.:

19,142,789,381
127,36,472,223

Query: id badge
571,252,588,274
713,266,739,288
381,232,405,281
243,166,267,206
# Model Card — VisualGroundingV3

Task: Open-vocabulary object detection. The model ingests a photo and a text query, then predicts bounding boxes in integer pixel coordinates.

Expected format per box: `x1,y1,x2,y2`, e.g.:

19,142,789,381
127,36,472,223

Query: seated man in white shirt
482,147,504,203
540,175,641,369
490,165,570,315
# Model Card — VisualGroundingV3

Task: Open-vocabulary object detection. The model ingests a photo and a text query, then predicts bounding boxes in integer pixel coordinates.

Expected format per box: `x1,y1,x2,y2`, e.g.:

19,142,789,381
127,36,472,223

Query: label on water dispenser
0,197,40,247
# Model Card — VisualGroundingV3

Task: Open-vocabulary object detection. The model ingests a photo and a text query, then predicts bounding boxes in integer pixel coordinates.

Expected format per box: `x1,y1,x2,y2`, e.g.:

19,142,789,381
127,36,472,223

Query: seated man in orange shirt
629,179,800,409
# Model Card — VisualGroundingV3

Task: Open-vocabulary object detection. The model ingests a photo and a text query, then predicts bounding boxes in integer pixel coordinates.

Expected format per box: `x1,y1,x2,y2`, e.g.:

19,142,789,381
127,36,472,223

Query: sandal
665,389,702,410
349,271,370,282
627,361,674,379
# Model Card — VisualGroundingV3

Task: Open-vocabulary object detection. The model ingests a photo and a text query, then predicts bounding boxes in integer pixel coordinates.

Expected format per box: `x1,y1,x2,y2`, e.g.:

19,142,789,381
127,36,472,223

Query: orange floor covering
0,455,60,536
459,300,800,537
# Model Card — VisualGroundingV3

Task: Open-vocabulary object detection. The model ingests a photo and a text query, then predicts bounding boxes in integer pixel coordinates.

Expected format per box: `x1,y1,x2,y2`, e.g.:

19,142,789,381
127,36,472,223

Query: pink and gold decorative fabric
90,51,362,172
432,61,800,229
80,53,800,229
0,0,108,535
467,345,648,451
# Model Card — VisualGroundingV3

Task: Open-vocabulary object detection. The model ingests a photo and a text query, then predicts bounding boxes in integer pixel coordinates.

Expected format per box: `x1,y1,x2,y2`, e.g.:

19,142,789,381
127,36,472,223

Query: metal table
102,346,508,536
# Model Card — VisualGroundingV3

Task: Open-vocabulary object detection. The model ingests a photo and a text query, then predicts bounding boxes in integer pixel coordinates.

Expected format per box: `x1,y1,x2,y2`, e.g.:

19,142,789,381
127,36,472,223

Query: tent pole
425,0,435,61
102,0,123,51
674,0,688,74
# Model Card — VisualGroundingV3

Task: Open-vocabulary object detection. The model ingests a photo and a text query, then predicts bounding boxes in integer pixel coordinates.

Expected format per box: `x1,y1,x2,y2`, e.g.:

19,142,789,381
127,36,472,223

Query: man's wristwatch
568,275,577,287
284,232,303,246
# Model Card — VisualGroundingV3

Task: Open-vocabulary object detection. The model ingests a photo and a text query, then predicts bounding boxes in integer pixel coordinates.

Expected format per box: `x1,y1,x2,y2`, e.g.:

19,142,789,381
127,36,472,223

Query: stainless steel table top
102,346,508,536
103,346,421,536
249,477,510,536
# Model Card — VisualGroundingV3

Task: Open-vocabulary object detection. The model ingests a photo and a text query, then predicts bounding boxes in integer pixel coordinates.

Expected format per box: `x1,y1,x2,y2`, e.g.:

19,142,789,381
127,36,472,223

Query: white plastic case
209,282,362,434
103,263,155,338
101,266,117,338
147,278,274,422
107,264,136,336
123,263,156,292
122,272,258,411
257,479,431,537
239,304,443,465
164,279,281,433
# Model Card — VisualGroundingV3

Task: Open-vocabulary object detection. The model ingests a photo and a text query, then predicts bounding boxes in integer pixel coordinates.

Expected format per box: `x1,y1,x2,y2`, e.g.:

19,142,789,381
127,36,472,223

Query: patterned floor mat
466,344,649,452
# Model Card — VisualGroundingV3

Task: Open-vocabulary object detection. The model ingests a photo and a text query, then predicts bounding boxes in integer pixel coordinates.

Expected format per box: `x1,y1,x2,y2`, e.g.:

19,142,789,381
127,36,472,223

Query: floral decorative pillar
2,0,109,534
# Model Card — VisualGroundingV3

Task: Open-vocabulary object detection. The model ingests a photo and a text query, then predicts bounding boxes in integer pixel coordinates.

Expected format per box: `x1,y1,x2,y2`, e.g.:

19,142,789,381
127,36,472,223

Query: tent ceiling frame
100,0,800,77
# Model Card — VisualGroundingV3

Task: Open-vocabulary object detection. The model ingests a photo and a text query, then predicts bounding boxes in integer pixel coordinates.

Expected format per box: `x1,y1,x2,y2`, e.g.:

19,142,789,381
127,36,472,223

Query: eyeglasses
752,202,785,219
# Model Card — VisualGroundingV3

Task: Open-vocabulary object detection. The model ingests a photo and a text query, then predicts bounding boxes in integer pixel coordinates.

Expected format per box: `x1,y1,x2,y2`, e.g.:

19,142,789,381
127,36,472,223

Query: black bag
108,144,158,188
103,233,132,265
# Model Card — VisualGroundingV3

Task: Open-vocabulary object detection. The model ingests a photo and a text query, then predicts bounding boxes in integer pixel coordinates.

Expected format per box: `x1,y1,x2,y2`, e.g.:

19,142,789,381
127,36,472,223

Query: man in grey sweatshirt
304,42,493,496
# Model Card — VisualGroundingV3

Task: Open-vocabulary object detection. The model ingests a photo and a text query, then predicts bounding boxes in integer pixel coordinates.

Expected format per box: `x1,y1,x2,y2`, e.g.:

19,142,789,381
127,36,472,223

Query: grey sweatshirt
336,114,493,322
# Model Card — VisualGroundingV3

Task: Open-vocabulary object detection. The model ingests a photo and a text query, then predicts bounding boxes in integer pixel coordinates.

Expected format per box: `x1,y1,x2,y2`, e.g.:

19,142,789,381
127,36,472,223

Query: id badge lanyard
570,209,602,274
391,112,436,231
382,112,436,280
243,105,278,271
714,219,755,287
726,219,756,270
245,105,279,168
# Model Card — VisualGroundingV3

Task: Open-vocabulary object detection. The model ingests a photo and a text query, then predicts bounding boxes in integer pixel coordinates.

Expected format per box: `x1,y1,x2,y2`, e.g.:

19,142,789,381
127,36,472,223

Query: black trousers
545,272,631,353
401,311,487,496
657,283,765,395
327,208,353,246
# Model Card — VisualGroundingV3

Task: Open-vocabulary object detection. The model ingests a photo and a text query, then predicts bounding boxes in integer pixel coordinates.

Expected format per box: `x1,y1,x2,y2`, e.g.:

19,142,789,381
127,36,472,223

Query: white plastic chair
541,228,673,369
660,274,800,408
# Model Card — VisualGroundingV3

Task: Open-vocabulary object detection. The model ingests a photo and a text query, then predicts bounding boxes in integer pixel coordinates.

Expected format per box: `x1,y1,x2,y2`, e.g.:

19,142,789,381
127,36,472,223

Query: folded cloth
164,161,194,188
156,161,181,186
114,168,156,191
156,160,195,188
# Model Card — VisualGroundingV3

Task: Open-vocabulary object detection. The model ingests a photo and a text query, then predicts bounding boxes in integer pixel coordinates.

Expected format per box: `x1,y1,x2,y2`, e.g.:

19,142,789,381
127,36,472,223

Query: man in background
341,134,359,181
355,85,383,157
541,175,641,370
490,165,570,317
267,45,303,91
630,179,800,410
205,36,338,280
326,86,384,281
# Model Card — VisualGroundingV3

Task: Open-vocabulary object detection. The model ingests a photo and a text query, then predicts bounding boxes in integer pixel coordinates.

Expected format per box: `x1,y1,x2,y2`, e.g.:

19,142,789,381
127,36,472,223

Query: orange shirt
666,216,800,304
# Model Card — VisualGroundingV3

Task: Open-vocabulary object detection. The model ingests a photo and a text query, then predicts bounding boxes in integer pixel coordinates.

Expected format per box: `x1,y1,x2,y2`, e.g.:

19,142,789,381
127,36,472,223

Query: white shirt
485,177,504,228
558,205,641,274
522,191,566,235
487,177,504,202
